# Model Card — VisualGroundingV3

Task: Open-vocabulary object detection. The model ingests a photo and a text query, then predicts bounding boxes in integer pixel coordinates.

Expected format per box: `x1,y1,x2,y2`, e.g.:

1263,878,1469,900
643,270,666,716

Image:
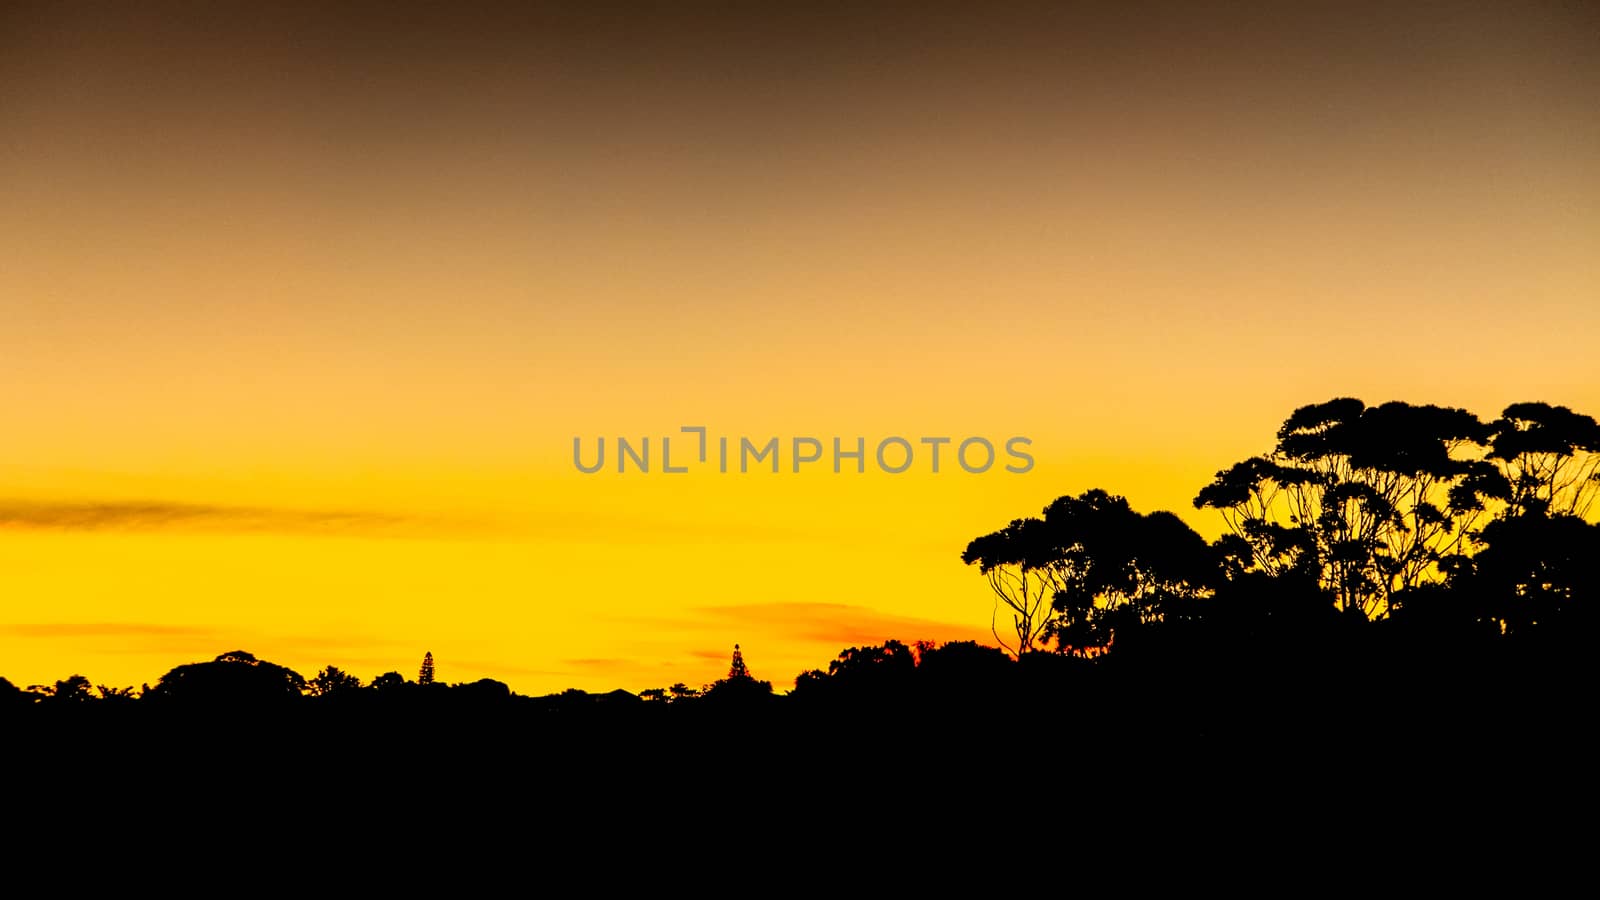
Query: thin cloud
1,622,220,639
690,601,995,649
0,622,231,660
563,657,632,671
559,657,694,676
0,498,429,537
511,509,829,545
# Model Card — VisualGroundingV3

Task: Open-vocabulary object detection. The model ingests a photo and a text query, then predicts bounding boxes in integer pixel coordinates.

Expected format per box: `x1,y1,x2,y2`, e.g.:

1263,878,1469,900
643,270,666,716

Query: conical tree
704,643,772,703
727,643,750,680
419,651,435,685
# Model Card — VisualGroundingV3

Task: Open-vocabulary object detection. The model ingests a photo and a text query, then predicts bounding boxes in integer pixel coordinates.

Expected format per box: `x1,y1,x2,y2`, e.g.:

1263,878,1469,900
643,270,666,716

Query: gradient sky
2,1,1596,694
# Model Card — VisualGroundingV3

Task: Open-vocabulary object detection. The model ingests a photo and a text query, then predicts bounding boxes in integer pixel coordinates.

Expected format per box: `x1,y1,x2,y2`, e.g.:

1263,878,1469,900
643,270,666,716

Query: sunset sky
2,1,1596,694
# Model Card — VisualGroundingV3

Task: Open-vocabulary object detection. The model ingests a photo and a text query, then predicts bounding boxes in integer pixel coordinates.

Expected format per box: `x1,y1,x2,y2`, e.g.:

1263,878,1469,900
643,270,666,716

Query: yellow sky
1,2,1596,693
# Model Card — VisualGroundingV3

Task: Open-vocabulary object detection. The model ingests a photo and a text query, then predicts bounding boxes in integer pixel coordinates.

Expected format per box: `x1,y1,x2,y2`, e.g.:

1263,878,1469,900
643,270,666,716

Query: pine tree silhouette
728,644,750,680
419,651,435,685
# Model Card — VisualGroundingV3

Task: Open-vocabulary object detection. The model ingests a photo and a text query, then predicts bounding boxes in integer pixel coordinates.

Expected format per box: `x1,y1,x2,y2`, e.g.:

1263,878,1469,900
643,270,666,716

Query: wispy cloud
559,656,697,676
690,601,993,649
0,622,231,660
561,657,629,669
0,622,219,639
0,499,424,537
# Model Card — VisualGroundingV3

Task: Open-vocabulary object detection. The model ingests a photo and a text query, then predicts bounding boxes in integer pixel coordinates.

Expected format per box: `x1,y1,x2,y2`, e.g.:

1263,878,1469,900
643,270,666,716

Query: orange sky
2,1,1596,694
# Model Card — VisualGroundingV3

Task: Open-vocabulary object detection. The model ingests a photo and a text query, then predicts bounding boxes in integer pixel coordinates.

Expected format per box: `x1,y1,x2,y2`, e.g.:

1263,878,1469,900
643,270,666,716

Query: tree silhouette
827,640,915,682
814,640,917,698
966,490,1215,656
1451,511,1600,636
914,640,1012,698
1488,402,1600,518
370,671,407,692
308,666,363,698
28,674,94,705
1195,399,1508,618
0,676,26,708
1038,490,1215,654
419,652,435,686
455,678,512,701
703,644,774,703
144,651,307,704
789,639,1012,705
962,517,1061,657
96,684,138,703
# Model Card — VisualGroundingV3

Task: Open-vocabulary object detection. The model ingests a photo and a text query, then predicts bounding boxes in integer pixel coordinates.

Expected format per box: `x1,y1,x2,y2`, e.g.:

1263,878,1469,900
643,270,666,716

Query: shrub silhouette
144,651,307,705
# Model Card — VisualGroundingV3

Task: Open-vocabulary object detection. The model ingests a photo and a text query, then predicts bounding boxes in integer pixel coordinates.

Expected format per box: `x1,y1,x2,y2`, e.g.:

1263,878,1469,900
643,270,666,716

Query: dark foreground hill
7,639,1589,820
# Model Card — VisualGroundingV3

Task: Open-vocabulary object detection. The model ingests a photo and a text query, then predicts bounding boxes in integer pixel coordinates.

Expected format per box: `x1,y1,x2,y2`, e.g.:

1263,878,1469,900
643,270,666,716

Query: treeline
4,396,1595,729
4,632,1589,773
963,397,1600,658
